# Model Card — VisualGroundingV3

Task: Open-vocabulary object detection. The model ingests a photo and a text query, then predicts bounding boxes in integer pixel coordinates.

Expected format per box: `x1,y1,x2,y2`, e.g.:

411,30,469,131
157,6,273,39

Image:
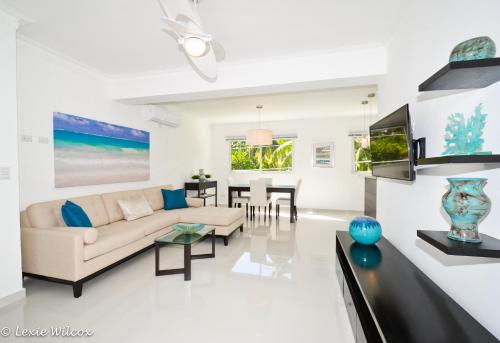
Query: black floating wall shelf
417,154,500,166
419,57,500,91
417,230,500,258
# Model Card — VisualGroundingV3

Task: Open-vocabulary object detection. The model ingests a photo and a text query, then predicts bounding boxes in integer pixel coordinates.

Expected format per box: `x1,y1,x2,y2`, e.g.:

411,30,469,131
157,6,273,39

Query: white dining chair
276,179,301,221
227,177,250,217
260,177,273,186
259,177,273,202
250,179,272,220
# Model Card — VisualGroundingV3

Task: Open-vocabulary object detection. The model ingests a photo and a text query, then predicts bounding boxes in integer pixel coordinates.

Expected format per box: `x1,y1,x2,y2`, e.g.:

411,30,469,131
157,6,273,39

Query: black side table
184,180,217,206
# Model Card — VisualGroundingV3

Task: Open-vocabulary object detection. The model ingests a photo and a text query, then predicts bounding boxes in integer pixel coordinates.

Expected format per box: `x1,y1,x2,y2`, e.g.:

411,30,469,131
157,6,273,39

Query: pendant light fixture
246,105,273,146
361,100,370,148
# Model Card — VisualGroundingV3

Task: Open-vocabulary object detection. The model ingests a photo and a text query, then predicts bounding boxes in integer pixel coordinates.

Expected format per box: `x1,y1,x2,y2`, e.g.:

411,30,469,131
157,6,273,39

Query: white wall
17,40,210,210
210,117,366,211
377,0,500,337
0,11,24,303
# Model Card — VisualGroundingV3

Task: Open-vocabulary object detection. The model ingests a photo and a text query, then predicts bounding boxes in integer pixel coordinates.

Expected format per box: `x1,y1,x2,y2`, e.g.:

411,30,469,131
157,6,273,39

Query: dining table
228,184,296,223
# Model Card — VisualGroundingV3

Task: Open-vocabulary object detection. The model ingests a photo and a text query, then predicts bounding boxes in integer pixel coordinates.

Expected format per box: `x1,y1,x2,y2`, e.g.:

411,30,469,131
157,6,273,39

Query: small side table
184,180,217,207
154,227,215,281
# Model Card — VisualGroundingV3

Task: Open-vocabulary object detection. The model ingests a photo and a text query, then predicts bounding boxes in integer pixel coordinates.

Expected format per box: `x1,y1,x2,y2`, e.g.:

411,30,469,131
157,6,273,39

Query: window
353,136,372,172
230,139,293,171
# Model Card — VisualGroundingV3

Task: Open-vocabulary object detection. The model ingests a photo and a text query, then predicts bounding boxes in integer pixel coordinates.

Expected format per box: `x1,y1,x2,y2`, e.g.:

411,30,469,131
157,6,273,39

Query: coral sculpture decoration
442,103,490,156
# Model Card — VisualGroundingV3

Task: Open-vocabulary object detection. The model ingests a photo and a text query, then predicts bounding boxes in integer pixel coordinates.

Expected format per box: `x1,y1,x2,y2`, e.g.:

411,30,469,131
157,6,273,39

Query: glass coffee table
154,226,215,281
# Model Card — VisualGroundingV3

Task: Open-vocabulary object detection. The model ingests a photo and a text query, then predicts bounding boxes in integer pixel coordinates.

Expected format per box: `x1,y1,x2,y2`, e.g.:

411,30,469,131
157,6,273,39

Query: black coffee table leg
155,243,160,276
212,230,215,256
155,229,215,281
184,244,191,281
155,243,186,277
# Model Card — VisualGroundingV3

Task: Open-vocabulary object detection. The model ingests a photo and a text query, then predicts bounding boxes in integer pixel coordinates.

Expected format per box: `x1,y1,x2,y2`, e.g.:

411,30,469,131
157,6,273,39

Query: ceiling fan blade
178,14,205,34
161,28,181,41
158,0,202,27
178,1,203,28
157,0,175,18
161,17,188,35
211,40,226,62
184,44,218,80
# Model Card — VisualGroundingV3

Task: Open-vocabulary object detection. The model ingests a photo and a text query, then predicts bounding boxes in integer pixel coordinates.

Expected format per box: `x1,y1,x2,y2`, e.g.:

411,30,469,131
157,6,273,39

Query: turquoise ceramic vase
348,216,382,245
449,36,496,62
442,178,491,243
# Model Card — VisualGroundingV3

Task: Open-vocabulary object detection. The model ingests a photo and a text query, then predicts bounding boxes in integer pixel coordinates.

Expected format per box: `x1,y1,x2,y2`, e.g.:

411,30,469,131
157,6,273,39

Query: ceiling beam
109,46,386,104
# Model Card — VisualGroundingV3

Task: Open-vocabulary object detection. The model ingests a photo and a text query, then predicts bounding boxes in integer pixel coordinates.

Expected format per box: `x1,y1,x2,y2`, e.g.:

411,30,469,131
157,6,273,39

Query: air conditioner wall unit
142,105,179,128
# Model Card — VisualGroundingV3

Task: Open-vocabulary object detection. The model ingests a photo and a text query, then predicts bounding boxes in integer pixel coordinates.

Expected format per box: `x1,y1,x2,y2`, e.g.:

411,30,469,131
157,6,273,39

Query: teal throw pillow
162,189,188,210
62,201,93,227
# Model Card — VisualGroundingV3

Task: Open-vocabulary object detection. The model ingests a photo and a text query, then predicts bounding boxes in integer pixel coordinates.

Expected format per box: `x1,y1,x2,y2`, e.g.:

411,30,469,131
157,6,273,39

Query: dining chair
227,177,250,217
276,179,301,220
250,179,272,220
259,177,273,206
260,177,273,186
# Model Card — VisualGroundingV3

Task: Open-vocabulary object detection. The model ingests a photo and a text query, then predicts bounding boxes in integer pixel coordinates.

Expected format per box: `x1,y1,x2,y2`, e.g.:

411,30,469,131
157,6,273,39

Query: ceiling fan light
246,129,273,146
183,36,208,57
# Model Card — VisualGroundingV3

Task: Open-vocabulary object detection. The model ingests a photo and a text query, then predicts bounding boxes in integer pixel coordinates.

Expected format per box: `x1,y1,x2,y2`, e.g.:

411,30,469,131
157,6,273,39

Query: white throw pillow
118,196,154,221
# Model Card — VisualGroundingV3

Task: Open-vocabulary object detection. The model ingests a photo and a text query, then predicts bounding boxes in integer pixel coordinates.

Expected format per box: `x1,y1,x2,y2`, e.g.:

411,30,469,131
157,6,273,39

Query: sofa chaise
20,185,244,298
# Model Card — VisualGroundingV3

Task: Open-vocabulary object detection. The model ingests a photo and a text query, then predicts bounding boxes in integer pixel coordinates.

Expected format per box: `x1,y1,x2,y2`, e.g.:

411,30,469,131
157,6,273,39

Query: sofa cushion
143,185,173,211
83,222,144,261
177,207,244,226
186,197,204,208
48,227,99,244
118,196,154,221
26,195,109,229
138,210,179,235
102,189,145,223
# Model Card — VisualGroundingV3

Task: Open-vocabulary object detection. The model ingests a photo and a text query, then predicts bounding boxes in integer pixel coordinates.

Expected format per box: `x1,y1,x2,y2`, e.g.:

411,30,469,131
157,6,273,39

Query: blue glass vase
449,36,496,62
442,178,491,243
348,216,382,245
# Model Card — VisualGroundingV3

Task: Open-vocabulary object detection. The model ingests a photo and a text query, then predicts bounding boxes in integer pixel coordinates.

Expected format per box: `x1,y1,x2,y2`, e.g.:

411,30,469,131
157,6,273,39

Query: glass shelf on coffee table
154,226,215,281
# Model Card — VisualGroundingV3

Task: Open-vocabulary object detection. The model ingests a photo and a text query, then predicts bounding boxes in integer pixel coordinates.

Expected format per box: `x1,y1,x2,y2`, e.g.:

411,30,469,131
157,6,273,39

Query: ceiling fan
157,0,225,80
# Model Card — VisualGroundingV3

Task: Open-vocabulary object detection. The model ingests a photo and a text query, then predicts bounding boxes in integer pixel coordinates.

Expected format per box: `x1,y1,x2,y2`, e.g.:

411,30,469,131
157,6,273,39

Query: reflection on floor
0,209,361,343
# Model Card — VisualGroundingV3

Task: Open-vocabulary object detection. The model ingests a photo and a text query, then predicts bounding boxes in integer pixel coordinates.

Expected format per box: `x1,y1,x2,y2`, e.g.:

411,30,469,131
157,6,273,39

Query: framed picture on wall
313,142,334,168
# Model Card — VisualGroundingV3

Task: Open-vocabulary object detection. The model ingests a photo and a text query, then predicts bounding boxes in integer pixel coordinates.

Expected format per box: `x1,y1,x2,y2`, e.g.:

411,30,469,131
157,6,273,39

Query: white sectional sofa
20,185,244,297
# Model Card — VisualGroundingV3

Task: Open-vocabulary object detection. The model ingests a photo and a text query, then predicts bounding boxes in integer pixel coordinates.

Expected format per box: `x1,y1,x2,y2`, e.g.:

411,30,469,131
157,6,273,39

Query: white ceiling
163,86,378,124
1,0,403,76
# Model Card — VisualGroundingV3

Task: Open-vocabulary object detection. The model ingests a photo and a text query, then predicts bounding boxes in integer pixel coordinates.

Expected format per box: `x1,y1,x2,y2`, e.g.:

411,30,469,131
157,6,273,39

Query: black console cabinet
336,231,498,343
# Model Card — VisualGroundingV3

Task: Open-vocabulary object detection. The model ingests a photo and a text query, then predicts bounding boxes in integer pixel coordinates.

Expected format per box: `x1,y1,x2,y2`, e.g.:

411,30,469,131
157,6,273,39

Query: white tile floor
0,209,361,343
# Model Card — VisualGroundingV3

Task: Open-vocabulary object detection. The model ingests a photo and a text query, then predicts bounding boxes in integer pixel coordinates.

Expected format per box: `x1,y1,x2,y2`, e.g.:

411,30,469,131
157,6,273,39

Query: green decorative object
191,175,200,180
174,223,205,234
442,178,491,243
442,103,491,156
449,36,496,62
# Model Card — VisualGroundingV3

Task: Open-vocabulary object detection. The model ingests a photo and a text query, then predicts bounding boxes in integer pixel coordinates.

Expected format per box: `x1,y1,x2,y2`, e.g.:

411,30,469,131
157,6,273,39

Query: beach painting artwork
53,112,150,188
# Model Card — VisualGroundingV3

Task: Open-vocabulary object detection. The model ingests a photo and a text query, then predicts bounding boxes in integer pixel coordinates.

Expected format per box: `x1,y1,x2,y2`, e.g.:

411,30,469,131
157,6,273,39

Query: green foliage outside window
370,127,409,163
354,136,372,172
231,139,293,171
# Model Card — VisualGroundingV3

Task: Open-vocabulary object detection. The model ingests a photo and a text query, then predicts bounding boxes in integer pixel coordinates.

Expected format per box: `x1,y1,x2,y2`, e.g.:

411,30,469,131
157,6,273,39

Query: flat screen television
369,104,416,181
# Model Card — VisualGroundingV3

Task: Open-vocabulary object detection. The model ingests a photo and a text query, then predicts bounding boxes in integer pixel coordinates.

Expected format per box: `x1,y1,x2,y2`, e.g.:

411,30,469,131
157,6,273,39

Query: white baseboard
0,288,26,308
